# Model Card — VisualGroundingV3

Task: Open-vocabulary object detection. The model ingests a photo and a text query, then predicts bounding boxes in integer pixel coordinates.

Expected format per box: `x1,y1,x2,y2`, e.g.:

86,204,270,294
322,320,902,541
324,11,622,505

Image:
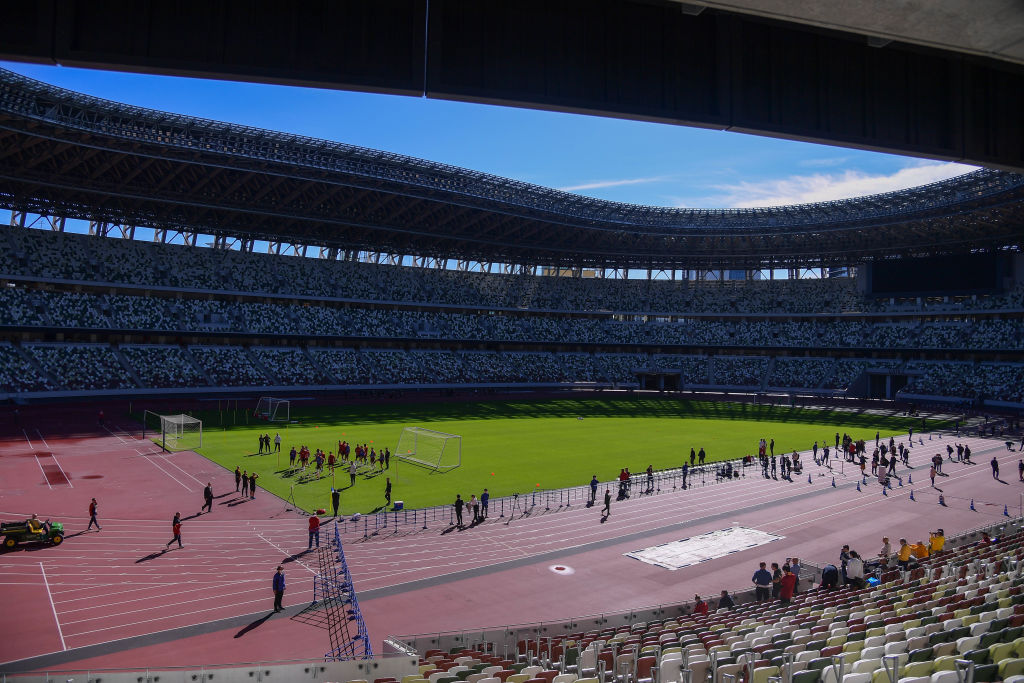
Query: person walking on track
272,565,285,613
992,456,1000,480
166,513,182,549
331,488,340,517
87,497,101,531
201,482,213,514
602,488,611,516
307,513,320,550
385,477,392,506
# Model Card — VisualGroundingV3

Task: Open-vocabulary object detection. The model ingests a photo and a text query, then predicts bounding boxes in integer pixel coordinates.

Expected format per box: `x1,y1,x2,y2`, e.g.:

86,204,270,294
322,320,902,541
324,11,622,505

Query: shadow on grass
138,398,946,433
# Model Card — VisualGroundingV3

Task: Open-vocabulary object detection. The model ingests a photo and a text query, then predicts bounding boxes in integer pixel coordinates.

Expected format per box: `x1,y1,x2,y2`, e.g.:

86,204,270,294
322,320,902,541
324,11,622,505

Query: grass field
149,397,940,515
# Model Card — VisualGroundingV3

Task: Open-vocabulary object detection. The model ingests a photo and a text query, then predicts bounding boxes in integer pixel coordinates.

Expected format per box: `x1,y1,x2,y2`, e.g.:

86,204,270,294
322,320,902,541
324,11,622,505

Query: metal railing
337,459,753,540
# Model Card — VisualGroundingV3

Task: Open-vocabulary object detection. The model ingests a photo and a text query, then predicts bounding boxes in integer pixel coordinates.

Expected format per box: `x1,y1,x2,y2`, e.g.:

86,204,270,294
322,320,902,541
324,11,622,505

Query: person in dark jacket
718,590,735,610
201,482,213,514
272,565,285,612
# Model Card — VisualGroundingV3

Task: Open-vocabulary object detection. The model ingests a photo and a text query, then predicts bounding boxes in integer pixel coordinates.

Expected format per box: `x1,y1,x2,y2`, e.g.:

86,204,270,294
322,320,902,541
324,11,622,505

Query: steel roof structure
1,68,1023,271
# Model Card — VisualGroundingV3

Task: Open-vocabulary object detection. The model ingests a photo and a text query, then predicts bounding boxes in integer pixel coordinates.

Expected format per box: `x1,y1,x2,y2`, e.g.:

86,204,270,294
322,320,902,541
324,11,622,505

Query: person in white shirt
846,550,865,588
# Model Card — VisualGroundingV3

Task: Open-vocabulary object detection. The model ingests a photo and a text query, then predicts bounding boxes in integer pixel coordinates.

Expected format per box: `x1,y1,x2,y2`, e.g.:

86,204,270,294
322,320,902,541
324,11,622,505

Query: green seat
908,646,933,662
919,616,939,626
846,631,866,642
791,671,820,683
963,648,990,665
991,618,1011,632
929,631,952,646
806,658,831,672
974,663,999,682
1009,626,1024,640
948,626,972,640
980,629,1006,649
806,640,827,652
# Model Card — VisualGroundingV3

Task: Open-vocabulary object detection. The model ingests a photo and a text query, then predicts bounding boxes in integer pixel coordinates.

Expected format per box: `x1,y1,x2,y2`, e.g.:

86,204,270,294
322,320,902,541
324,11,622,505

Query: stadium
1,2,1024,683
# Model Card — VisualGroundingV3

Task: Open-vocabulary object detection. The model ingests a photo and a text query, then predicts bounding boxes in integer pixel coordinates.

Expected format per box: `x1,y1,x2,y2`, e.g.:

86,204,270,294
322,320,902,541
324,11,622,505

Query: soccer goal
143,411,202,452
394,427,461,472
256,397,290,422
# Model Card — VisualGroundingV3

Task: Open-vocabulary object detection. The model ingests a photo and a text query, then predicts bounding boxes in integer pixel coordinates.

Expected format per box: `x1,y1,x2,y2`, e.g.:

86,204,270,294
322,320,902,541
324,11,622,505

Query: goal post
143,411,202,452
256,397,290,423
394,427,461,472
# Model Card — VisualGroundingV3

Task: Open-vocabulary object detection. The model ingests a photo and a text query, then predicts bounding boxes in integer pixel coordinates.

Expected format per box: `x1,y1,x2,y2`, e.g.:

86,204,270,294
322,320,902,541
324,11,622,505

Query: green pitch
167,398,939,515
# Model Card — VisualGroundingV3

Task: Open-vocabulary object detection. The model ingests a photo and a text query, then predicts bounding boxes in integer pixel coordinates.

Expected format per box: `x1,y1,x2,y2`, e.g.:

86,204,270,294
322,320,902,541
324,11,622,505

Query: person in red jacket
779,566,797,603
692,595,709,616
87,497,101,531
307,513,320,550
165,512,182,549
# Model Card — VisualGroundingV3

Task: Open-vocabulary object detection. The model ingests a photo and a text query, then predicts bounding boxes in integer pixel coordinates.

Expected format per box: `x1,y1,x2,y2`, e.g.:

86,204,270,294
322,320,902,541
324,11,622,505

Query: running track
1,404,1022,670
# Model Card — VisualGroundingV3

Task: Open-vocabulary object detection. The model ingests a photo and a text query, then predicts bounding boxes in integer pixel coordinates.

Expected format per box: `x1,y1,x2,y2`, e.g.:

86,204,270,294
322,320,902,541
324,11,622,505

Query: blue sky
2,61,975,209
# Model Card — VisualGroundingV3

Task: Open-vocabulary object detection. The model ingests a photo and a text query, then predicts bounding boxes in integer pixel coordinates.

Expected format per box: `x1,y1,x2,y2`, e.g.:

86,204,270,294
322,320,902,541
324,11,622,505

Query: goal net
143,411,202,451
256,397,290,422
394,427,461,472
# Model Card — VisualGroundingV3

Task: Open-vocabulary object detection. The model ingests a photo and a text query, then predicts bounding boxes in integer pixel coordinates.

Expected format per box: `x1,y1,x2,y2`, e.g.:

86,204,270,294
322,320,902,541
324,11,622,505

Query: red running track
1,403,1023,671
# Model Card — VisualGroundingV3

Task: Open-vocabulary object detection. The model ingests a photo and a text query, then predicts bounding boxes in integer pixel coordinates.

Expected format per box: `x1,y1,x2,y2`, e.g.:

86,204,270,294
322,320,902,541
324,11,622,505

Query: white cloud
558,176,666,192
708,162,977,208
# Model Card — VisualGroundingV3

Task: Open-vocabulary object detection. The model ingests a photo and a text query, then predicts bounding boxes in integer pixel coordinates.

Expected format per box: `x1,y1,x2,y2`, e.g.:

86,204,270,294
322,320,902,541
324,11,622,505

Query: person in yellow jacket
929,529,945,554
897,538,913,570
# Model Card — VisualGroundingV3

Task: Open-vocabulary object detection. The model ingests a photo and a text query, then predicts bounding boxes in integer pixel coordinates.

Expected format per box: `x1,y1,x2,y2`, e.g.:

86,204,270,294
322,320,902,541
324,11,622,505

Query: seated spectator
692,595,708,616
717,590,734,610
929,529,945,554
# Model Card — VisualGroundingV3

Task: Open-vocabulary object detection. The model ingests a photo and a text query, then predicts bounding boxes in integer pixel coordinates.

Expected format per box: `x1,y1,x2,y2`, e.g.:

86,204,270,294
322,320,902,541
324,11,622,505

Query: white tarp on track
625,526,784,570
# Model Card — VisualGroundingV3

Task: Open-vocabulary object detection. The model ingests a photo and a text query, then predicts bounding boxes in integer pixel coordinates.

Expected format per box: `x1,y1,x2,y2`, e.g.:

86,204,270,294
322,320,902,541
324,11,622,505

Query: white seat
897,677,929,683
942,619,962,631
930,672,959,683
970,621,991,637
552,675,577,683
860,647,885,661
714,663,743,683
659,659,682,683
851,659,881,674
477,678,500,683
795,651,820,663
904,627,926,640
522,667,543,678
864,636,886,648
841,674,872,683
955,636,980,654
884,642,908,656
481,668,501,677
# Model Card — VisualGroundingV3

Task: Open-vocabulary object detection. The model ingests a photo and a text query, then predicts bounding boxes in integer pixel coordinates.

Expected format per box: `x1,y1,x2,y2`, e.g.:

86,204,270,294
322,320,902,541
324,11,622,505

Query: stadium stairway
180,345,215,385
111,343,145,388
303,346,340,384
246,346,280,385
12,340,59,388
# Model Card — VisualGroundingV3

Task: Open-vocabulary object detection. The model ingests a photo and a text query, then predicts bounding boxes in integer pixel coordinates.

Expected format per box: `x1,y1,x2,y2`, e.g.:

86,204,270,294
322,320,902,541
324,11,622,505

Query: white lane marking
40,562,66,651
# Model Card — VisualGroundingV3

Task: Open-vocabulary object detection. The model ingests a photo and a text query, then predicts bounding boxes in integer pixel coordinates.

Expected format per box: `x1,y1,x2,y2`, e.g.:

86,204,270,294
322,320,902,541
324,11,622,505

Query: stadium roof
1,68,1023,271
